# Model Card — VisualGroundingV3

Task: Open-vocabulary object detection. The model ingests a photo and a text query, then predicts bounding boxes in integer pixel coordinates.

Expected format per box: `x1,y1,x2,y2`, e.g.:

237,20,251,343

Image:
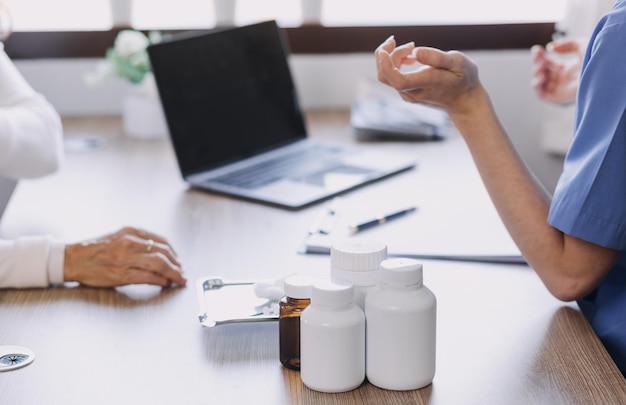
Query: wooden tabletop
0,111,625,404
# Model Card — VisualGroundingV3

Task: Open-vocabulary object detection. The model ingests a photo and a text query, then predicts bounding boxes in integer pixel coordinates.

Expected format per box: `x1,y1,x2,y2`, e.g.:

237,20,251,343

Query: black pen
349,206,417,234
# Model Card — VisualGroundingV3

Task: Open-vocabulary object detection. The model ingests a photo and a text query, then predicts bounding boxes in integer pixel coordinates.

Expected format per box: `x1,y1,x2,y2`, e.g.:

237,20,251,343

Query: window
6,0,567,32
5,0,111,31
322,0,567,25
3,0,561,59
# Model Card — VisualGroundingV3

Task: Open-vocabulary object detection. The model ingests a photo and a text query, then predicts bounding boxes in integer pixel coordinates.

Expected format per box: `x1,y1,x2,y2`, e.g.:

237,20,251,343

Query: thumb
414,47,457,71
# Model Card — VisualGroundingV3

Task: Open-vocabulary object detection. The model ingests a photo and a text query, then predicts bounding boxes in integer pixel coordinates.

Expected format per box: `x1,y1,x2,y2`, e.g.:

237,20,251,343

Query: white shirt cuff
47,241,65,285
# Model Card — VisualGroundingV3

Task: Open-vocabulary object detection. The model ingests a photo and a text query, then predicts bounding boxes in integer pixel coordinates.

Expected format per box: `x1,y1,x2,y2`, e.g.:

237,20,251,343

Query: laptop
148,20,415,210
0,176,17,221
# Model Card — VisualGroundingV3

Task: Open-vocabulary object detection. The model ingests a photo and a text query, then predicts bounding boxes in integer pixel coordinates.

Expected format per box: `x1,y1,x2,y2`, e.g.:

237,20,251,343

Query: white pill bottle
300,279,365,393
365,258,436,390
330,238,387,310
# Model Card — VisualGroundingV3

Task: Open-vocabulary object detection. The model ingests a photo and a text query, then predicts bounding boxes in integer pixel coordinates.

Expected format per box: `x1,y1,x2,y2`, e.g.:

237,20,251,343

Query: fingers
413,47,458,71
548,38,581,55
530,39,582,104
108,233,182,269
132,252,187,287
390,41,416,66
382,46,462,91
101,226,180,260
376,46,403,87
129,235,181,268
118,234,186,286
117,226,178,253
65,227,188,289
531,45,559,75
375,36,416,86
121,264,185,288
123,268,174,287
375,35,397,55
531,45,546,64
531,44,559,96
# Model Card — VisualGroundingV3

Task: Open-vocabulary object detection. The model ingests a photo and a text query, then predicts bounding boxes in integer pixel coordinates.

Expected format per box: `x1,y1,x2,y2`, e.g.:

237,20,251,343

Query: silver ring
146,239,154,253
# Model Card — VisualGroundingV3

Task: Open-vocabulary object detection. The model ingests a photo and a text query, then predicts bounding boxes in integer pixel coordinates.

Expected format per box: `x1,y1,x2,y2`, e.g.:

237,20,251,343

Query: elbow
23,109,64,177
5,159,61,179
543,277,591,302
0,102,65,179
0,151,63,179
1,139,64,179
530,235,620,303
31,155,62,177
547,286,582,302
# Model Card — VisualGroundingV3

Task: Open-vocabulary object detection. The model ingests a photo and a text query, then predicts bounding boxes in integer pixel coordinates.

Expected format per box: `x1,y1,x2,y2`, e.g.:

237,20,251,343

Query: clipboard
298,199,526,266
196,277,280,327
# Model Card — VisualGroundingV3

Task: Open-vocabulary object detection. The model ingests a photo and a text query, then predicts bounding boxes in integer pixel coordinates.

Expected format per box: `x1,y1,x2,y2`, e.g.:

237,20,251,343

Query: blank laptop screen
148,21,307,177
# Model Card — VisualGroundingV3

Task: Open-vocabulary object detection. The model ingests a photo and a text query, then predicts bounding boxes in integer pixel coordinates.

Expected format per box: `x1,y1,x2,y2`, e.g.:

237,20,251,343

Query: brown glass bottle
279,275,316,371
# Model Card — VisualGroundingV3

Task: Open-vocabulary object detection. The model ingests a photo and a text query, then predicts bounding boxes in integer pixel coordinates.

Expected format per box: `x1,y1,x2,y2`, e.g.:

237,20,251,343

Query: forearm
450,87,617,300
451,87,553,241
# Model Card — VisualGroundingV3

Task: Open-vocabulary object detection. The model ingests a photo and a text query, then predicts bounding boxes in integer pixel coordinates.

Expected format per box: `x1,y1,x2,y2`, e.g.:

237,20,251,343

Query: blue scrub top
548,0,626,375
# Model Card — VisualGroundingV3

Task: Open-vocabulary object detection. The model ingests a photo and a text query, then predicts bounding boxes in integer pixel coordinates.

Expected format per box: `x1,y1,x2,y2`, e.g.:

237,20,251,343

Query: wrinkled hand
375,35,483,117
531,38,584,105
63,226,187,288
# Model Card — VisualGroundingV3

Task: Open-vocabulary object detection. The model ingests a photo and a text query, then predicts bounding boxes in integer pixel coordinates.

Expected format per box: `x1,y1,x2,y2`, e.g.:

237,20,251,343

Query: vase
122,73,168,141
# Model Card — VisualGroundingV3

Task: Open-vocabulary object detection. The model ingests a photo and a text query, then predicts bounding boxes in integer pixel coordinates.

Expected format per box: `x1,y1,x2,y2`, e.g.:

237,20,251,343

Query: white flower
83,29,165,87
83,60,115,88
114,30,150,59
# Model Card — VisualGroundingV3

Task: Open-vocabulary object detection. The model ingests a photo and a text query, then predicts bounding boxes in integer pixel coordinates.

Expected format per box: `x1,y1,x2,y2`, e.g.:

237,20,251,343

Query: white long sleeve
0,42,66,288
0,43,64,179
0,237,65,288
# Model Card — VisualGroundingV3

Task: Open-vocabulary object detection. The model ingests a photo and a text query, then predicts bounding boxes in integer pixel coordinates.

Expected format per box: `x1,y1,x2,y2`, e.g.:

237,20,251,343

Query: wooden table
1,112,625,404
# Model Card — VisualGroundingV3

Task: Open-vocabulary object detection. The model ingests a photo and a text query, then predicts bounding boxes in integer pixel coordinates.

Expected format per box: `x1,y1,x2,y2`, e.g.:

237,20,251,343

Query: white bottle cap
283,274,318,299
330,238,387,285
311,279,354,307
380,258,423,287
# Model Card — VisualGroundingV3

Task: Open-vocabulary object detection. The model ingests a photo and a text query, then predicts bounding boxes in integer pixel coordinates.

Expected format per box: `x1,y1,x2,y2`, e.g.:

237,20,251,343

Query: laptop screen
148,21,307,177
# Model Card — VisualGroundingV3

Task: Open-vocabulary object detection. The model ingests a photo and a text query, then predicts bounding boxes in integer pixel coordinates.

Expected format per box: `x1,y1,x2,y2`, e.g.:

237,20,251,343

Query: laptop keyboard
211,145,345,189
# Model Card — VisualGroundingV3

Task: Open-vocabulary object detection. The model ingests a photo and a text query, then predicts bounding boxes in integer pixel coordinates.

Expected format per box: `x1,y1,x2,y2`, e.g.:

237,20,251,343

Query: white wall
465,50,566,193
14,50,566,191
13,54,377,114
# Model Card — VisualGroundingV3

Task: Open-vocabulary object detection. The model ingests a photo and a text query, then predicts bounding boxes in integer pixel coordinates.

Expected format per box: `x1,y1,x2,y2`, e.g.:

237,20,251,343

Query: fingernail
386,35,395,42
